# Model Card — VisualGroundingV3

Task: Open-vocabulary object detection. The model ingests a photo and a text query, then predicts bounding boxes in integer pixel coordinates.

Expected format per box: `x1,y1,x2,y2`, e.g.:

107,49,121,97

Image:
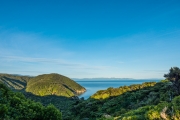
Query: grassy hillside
0,73,86,119
0,73,86,97
26,73,86,97
0,82,62,120
69,80,180,120
1,67,180,120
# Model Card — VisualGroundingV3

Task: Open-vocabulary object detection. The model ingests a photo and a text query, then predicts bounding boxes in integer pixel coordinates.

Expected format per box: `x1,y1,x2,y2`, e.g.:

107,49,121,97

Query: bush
0,82,62,120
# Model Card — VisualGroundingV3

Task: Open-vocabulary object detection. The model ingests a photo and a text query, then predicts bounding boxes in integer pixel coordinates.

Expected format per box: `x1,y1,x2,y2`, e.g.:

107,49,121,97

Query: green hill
26,73,86,97
0,73,86,97
0,73,86,119
1,67,180,120
0,73,31,90
69,80,180,120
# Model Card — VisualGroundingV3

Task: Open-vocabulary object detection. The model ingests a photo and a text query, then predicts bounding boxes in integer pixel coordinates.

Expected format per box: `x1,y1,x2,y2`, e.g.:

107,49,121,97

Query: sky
0,0,180,79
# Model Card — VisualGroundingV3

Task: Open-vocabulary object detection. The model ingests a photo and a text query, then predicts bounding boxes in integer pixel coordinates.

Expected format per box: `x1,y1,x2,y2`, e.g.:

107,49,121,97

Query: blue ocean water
74,79,161,99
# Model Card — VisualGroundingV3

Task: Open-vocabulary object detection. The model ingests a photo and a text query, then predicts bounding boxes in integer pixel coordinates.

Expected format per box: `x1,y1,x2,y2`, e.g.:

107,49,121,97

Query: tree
164,67,180,95
0,82,62,120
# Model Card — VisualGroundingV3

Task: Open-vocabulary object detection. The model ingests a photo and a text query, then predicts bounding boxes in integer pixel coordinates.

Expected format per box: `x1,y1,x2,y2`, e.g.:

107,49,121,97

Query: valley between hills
1,67,180,120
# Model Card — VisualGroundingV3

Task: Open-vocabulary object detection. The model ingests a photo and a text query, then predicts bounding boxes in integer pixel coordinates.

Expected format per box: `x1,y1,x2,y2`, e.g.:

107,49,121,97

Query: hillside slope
0,82,62,120
69,80,180,120
26,73,86,97
0,74,31,90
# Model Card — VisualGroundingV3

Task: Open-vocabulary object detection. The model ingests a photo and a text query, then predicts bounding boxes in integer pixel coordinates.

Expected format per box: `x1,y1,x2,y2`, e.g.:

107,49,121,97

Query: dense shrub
0,82,62,120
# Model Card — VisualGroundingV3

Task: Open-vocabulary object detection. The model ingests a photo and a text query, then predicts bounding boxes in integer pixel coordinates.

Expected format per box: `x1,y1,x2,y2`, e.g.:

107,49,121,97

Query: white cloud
0,30,74,57
0,55,112,70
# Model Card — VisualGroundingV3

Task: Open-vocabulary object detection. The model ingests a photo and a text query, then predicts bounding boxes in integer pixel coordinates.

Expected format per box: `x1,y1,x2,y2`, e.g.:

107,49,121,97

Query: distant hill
0,73,86,97
0,73,31,90
73,78,134,80
26,73,86,97
73,78,163,81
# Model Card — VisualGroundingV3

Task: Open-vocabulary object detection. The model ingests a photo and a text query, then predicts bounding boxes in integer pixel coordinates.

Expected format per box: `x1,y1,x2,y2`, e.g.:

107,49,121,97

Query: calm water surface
74,79,161,99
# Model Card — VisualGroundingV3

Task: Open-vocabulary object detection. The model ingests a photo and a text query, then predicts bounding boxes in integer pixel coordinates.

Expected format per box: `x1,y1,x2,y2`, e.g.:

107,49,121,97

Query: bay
74,79,161,99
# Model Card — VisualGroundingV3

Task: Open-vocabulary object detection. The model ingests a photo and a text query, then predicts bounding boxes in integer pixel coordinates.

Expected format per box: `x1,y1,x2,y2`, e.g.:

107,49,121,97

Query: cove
75,79,161,99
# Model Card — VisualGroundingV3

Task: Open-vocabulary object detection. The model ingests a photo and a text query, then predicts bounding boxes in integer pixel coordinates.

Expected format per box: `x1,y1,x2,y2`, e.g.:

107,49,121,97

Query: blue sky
0,0,180,78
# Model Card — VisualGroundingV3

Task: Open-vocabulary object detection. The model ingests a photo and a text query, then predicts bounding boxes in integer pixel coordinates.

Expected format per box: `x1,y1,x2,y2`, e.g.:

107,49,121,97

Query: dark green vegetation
0,73,85,119
164,67,180,95
26,73,86,97
0,82,62,120
1,67,180,120
67,67,180,120
0,73,86,97
70,80,180,120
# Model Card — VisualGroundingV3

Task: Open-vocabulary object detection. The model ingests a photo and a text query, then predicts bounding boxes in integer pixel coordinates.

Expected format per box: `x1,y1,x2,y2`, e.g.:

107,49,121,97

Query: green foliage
42,104,62,120
91,82,156,99
164,67,180,95
2,67,180,120
0,73,86,97
0,82,62,120
22,92,75,120
118,96,180,120
26,73,86,97
0,73,85,119
70,80,176,119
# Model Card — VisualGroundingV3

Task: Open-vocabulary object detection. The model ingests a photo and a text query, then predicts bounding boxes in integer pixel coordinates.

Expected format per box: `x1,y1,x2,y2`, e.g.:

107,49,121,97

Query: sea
74,79,161,99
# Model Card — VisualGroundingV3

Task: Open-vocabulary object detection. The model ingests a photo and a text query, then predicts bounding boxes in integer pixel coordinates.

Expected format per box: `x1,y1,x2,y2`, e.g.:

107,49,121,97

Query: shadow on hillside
16,89,81,118
1,76,27,89
16,88,80,103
